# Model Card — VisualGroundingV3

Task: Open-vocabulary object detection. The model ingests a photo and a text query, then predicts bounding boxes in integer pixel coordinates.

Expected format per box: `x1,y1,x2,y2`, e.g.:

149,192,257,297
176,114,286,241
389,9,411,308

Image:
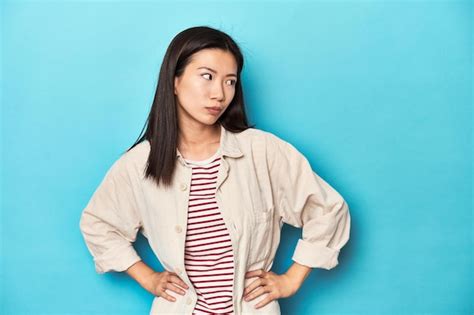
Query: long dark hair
124,26,255,188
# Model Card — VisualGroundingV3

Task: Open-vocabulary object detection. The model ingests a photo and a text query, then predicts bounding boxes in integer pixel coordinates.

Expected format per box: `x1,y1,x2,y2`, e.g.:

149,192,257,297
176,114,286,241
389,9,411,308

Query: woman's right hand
144,271,189,302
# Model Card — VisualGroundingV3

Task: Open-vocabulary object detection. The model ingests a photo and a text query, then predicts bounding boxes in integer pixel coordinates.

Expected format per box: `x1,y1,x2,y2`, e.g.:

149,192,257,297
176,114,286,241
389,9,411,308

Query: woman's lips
206,107,221,115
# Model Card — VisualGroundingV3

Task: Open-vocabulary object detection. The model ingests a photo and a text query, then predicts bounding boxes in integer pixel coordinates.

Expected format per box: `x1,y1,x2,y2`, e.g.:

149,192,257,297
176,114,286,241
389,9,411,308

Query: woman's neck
177,123,221,159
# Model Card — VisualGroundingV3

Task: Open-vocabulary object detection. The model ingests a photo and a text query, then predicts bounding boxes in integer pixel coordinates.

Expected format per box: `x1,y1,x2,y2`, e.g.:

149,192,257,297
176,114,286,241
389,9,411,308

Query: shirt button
180,183,187,191
186,297,193,305
175,225,182,233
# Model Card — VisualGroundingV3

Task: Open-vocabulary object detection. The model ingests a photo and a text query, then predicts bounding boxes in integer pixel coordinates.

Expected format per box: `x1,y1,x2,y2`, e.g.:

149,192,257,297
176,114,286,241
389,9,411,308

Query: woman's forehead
189,49,237,72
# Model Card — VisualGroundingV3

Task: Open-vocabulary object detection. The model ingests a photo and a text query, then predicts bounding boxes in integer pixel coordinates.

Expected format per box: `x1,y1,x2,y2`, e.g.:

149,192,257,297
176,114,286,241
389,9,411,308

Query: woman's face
174,48,238,127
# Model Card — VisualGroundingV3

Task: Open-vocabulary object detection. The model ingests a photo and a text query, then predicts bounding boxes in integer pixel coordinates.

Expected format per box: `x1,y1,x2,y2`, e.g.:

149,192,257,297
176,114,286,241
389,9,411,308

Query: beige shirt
79,124,351,314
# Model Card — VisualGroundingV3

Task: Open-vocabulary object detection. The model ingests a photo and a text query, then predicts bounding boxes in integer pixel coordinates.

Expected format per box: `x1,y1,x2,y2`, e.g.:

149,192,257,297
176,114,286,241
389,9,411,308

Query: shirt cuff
291,239,340,270
93,242,142,274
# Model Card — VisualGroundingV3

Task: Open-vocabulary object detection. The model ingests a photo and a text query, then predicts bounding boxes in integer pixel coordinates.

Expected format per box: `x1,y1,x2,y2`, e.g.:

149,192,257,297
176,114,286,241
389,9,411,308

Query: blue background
1,1,472,314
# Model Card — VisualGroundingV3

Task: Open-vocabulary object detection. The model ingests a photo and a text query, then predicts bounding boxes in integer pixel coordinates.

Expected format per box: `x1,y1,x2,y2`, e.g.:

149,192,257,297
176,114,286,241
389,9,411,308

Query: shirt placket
214,156,242,315
174,158,199,314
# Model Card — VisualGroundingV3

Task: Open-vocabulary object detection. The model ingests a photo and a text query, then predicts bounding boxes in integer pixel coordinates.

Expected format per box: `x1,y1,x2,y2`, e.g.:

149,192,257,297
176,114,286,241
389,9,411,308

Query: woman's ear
174,76,179,95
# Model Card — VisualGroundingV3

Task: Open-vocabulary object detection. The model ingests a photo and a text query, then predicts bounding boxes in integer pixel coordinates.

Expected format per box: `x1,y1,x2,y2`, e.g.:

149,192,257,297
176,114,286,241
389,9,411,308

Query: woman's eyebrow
197,66,237,78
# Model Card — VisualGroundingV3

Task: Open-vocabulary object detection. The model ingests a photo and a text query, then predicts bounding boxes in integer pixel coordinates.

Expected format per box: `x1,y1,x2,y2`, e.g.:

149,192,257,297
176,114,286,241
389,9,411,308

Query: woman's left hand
243,269,301,309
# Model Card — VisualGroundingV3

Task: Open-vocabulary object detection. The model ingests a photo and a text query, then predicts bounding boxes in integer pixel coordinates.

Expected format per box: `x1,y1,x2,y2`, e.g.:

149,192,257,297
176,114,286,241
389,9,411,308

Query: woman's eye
201,73,236,86
202,73,212,80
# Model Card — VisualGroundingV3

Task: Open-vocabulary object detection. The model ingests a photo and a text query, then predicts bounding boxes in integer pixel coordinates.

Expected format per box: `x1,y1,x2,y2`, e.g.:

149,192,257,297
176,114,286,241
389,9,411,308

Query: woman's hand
243,269,301,309
143,271,189,302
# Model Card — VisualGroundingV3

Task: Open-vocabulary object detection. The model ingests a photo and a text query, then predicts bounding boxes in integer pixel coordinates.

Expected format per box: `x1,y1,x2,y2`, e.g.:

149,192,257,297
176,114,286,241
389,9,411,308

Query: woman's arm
244,262,312,308
79,155,144,274
268,135,351,270
126,260,190,302
285,261,312,290
126,260,156,292
243,133,351,308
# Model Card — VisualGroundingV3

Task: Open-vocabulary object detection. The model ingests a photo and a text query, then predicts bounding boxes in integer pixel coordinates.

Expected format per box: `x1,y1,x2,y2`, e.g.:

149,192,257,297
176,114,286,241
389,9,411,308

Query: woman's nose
210,82,225,101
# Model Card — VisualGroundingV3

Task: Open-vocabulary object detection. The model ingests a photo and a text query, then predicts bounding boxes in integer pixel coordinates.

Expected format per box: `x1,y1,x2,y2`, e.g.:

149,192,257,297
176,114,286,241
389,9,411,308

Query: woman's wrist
126,260,157,292
284,261,312,292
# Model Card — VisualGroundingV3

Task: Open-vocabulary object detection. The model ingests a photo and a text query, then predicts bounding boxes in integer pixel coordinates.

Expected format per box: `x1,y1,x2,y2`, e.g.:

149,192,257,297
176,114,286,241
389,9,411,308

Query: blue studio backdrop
1,1,472,314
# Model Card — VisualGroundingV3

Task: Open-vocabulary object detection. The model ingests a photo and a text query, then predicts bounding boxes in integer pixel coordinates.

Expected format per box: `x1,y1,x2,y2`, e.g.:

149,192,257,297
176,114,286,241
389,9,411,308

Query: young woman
79,26,351,315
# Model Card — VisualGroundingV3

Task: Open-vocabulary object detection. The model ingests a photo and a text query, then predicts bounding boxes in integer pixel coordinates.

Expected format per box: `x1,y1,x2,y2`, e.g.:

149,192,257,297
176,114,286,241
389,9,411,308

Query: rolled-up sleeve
79,154,143,274
268,135,351,270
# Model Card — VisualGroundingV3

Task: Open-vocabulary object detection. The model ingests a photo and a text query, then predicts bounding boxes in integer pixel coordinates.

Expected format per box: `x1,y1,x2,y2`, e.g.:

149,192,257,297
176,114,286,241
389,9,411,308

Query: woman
79,26,351,315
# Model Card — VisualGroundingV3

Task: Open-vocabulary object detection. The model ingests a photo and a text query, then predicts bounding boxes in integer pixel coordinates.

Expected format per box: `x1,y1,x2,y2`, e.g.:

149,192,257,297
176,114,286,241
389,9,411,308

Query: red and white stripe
184,155,234,314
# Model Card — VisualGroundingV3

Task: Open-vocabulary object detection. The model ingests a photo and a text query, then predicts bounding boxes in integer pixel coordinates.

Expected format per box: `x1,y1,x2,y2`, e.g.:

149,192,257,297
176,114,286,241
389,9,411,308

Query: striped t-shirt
183,148,235,314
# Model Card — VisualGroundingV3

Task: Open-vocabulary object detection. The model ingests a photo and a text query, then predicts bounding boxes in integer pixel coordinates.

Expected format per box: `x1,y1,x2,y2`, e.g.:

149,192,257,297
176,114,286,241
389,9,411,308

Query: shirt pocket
249,204,274,263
